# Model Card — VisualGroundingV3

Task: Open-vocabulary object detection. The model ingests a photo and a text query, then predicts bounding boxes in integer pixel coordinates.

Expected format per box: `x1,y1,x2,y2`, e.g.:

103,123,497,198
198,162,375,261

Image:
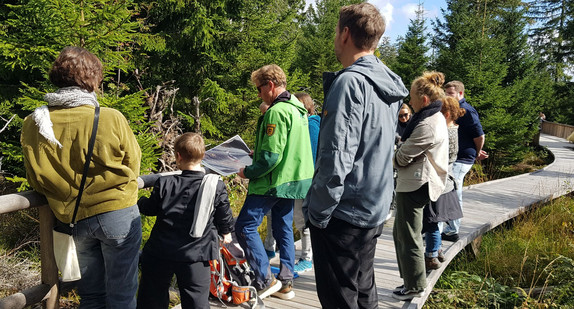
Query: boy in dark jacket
137,133,234,309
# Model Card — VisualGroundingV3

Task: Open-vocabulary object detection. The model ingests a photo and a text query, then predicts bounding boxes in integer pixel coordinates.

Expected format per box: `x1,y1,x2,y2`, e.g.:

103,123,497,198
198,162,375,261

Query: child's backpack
210,237,264,308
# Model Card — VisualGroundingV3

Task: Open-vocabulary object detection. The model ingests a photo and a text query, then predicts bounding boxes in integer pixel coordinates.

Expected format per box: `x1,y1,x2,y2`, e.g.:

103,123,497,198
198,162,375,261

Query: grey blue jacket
303,55,408,229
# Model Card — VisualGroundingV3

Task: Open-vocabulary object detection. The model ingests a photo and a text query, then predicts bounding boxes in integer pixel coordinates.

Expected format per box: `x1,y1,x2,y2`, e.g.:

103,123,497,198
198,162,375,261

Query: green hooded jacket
244,94,313,199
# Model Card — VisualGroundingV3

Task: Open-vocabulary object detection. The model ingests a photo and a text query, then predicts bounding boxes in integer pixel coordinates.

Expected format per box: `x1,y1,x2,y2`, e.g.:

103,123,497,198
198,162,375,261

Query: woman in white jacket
392,71,449,301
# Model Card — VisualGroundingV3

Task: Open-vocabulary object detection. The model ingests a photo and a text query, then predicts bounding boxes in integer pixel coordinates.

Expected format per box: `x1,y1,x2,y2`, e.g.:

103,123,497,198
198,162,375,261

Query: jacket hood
323,55,408,104
282,94,308,115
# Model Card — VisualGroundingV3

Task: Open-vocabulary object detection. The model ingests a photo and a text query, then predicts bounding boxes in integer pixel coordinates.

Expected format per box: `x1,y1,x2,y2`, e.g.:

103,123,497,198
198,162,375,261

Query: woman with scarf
391,71,449,301
21,46,142,308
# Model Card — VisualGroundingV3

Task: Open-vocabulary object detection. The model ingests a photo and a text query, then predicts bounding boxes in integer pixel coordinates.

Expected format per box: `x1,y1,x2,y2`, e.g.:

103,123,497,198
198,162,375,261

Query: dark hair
411,71,445,102
441,96,466,121
49,46,103,92
295,92,315,115
339,3,385,50
174,133,205,165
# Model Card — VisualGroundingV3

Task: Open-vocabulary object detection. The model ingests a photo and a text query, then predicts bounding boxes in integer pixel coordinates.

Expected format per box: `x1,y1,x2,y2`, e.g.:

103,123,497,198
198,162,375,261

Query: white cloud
400,3,419,21
369,0,395,32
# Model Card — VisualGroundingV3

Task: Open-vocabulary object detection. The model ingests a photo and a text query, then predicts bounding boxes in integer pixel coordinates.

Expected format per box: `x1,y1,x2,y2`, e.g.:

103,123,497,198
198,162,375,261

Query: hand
477,150,489,161
222,233,232,244
237,167,246,179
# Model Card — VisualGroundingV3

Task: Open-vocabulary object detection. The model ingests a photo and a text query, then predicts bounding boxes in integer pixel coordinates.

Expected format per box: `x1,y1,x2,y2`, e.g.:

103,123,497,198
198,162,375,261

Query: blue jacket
455,98,484,164
308,115,321,166
303,55,408,229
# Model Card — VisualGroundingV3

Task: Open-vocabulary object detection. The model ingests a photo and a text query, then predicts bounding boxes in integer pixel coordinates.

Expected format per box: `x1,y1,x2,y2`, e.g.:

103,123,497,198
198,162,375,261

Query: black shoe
441,233,459,242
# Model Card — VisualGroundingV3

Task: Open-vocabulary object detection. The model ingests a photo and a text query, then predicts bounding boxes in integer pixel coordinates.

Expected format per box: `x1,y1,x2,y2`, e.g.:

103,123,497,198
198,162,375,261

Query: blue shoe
293,259,312,273
266,250,276,259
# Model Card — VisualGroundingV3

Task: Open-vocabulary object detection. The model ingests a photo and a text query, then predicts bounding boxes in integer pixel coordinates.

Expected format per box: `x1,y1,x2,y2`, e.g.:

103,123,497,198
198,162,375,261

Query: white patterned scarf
32,87,99,148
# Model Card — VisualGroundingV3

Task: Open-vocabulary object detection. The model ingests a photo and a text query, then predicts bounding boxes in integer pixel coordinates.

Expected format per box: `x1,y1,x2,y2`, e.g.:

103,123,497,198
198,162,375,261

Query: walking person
442,81,488,242
303,3,408,308
392,71,449,301
21,46,142,308
235,64,314,300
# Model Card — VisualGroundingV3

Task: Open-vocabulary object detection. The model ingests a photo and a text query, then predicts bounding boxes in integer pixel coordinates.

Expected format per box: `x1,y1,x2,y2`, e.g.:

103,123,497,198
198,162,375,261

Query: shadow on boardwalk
206,134,574,309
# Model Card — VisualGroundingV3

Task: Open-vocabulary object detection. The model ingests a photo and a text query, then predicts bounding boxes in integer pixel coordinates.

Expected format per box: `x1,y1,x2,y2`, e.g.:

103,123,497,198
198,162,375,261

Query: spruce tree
393,2,429,87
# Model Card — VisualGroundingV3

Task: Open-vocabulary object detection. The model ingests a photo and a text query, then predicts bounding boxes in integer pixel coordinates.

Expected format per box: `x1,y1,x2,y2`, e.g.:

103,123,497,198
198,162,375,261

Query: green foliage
392,3,429,87
291,0,360,104
429,195,574,308
431,0,550,166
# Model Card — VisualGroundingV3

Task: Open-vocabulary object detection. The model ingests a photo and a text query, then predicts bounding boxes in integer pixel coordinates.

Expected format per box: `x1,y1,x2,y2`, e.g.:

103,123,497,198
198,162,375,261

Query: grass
426,194,574,308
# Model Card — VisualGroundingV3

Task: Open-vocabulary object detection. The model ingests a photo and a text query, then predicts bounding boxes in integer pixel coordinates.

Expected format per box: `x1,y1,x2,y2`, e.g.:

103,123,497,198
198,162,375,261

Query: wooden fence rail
0,172,179,309
541,121,574,140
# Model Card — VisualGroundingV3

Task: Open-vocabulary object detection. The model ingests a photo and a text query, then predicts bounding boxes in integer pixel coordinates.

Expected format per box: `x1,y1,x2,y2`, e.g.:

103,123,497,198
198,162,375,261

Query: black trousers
310,217,384,309
137,253,211,309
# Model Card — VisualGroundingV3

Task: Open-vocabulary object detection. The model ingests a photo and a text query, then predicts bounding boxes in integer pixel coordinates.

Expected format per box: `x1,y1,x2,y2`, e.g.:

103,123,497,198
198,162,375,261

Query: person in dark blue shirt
441,81,488,242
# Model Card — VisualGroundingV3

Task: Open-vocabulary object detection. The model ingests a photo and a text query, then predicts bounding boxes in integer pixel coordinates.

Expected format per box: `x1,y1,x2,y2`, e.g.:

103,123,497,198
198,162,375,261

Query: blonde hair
400,103,412,115
295,92,314,115
174,133,205,165
251,64,287,88
441,96,466,122
411,71,445,102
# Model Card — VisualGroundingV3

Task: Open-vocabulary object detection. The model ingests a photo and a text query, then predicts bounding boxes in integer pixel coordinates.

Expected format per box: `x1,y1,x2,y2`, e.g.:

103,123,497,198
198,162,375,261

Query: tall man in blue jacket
302,3,408,308
442,81,488,242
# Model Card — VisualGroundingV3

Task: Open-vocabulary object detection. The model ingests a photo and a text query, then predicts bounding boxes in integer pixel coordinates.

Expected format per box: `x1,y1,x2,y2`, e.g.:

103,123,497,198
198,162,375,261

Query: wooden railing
0,172,178,309
541,121,574,140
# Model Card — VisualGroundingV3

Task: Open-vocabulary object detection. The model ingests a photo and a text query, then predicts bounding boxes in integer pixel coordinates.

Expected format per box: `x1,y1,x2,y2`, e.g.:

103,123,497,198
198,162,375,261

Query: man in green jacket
236,64,314,300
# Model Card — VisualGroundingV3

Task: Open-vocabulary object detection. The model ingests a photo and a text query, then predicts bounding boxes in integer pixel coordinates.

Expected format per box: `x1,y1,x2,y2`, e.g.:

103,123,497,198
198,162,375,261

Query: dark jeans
310,217,383,309
137,253,211,309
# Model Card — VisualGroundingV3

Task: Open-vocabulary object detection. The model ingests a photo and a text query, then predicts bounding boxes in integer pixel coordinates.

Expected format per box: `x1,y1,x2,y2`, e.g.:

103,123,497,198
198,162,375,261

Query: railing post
39,206,59,309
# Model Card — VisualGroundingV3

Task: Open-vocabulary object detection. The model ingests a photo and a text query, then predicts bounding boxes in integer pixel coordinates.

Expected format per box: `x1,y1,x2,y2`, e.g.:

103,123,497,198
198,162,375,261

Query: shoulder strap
190,173,220,238
70,105,100,226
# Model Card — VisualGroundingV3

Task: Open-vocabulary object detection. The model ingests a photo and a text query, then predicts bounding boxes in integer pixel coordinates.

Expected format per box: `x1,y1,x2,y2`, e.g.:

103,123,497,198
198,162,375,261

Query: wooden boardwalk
206,134,574,309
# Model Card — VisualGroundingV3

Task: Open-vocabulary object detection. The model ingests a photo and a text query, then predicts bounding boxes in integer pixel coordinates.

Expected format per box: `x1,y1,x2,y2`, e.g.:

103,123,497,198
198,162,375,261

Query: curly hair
49,46,103,92
441,96,466,121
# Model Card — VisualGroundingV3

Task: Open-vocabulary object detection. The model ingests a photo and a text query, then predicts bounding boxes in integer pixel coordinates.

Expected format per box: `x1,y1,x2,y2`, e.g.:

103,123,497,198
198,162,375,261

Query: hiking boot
272,280,295,300
437,249,445,262
425,257,442,270
441,233,459,242
392,287,424,301
293,259,312,273
258,278,282,299
265,249,276,259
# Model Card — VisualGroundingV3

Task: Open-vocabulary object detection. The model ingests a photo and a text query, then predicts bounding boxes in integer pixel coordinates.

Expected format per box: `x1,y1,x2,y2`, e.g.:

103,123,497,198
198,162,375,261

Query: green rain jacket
244,93,313,199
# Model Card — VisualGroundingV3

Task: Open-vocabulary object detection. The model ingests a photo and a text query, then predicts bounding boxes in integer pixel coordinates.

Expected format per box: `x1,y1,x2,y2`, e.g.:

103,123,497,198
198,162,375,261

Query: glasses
257,81,269,93
399,113,409,118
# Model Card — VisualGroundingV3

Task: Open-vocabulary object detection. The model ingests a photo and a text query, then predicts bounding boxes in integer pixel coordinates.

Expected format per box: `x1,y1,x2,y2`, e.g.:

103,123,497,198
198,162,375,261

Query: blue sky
306,0,448,44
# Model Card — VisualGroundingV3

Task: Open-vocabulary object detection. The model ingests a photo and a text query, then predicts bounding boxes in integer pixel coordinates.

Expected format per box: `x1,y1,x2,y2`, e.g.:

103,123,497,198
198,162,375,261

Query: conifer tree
393,2,429,87
432,0,536,164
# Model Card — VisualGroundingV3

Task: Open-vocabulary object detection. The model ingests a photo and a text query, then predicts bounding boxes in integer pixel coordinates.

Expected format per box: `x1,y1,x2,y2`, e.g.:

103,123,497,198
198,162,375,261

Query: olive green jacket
21,105,141,223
